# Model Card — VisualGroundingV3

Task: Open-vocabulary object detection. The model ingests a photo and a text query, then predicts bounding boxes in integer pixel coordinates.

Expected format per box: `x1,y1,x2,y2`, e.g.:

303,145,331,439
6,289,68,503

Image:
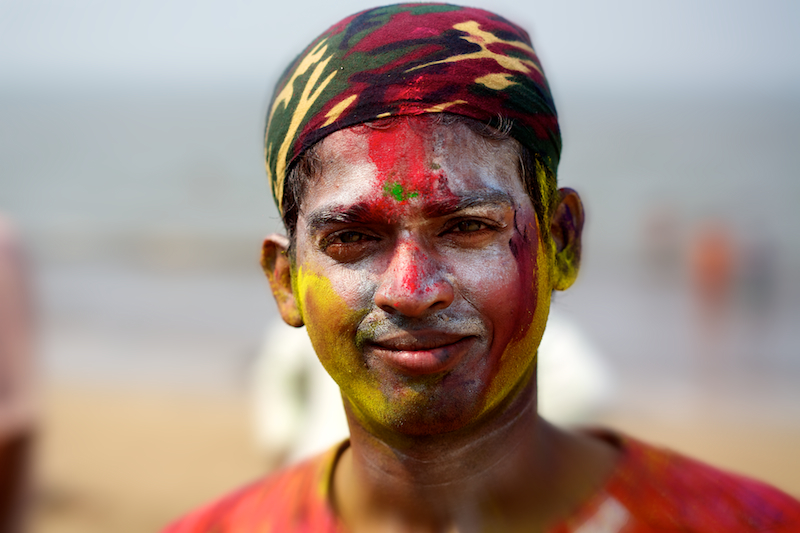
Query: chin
357,379,489,438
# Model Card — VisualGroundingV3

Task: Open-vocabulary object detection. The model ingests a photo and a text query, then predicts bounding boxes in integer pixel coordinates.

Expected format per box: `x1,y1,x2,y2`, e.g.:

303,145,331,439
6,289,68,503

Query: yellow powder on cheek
292,266,389,419
293,265,359,364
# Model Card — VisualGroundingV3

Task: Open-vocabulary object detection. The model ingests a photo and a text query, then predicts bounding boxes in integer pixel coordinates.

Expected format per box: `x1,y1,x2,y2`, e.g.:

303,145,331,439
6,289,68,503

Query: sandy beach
30,385,264,533
27,380,800,533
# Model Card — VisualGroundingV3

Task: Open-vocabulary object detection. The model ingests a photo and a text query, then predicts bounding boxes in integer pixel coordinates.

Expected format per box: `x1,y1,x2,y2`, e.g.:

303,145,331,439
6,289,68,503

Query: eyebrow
304,190,515,235
424,190,515,218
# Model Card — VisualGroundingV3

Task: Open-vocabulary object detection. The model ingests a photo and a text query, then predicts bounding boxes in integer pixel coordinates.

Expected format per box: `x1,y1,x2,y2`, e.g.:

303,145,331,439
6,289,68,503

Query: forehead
299,118,527,214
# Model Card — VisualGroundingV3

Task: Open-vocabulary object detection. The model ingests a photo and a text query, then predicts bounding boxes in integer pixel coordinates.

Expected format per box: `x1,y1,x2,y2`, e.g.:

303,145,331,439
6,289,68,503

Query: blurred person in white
0,215,36,533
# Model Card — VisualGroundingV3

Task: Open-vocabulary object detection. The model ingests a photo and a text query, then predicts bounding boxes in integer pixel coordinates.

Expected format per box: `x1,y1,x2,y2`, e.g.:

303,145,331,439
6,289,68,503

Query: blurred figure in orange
689,219,738,378
690,220,736,327
0,215,36,533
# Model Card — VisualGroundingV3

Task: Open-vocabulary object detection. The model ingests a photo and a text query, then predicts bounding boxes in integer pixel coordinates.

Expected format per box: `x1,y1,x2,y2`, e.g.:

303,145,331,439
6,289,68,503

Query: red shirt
162,432,800,532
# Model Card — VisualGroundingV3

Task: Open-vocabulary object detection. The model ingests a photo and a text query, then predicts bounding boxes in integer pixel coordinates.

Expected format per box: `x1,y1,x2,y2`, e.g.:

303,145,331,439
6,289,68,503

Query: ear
261,234,304,327
549,188,585,291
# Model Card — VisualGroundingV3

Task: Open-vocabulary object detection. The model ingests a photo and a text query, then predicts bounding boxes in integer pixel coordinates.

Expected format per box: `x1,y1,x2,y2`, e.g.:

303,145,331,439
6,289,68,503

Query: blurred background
1,0,799,531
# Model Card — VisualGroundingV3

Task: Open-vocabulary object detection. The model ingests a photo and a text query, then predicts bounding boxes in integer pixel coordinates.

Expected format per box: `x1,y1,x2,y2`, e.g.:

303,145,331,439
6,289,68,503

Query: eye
338,231,366,243
451,220,487,233
322,230,379,262
439,217,501,248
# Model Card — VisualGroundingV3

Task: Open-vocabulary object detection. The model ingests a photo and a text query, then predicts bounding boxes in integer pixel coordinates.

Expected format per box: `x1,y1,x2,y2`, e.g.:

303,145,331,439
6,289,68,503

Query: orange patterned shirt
162,432,800,532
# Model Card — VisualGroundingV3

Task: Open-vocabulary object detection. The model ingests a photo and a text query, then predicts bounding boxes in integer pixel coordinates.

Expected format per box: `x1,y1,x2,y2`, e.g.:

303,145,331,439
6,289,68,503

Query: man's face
289,117,554,436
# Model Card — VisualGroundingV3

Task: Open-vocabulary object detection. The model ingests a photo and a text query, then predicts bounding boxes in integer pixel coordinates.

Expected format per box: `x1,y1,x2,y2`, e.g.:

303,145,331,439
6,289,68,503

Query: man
164,4,800,532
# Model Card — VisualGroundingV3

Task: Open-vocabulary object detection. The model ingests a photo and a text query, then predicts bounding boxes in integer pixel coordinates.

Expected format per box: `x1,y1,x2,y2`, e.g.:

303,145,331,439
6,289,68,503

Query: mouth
367,331,477,376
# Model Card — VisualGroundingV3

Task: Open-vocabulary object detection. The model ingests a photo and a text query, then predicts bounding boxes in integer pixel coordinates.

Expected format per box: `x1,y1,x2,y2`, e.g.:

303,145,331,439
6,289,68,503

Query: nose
374,239,455,317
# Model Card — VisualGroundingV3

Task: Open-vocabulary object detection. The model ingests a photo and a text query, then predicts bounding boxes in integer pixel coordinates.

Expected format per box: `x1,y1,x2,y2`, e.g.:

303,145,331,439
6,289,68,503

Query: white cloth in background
251,322,347,464
536,311,614,425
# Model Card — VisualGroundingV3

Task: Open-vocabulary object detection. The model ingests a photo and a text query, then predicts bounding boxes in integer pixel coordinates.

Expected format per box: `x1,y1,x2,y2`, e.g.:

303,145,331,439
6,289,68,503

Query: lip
367,332,476,376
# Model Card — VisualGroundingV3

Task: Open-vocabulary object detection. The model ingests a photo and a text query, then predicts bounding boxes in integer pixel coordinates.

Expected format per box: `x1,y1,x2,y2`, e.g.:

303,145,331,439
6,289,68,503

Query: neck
333,378,616,532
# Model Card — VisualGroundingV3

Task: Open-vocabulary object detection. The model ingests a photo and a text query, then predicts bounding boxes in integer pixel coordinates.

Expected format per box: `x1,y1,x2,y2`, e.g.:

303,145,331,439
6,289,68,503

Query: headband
265,3,561,213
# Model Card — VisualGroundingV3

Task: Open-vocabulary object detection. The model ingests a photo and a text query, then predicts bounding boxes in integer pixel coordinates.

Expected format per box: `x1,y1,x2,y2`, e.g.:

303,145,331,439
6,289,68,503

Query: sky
1,0,798,95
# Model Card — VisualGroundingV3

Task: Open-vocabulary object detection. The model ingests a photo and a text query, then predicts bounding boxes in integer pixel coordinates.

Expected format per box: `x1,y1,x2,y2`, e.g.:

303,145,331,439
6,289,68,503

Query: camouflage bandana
265,3,561,213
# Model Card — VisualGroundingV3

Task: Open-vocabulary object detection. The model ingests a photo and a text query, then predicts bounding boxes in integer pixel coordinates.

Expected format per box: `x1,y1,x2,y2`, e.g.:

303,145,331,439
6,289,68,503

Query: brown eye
338,231,364,243
454,220,485,233
324,231,377,263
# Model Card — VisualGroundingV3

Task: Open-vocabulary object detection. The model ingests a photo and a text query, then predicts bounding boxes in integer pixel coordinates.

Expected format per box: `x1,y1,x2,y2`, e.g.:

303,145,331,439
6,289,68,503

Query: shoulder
160,444,346,533
602,432,800,532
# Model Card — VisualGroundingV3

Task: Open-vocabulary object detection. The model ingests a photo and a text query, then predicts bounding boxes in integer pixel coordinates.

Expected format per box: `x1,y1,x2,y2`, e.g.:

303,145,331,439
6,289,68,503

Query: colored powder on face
293,243,458,431
395,241,428,297
293,264,342,321
293,265,392,420
365,121,459,220
362,121,466,306
533,157,557,240
295,119,557,432
477,218,553,417
384,181,420,202
363,120,552,422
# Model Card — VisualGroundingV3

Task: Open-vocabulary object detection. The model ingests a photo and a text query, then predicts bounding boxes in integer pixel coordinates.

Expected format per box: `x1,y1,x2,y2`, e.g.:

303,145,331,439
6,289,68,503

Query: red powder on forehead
365,121,459,220
362,121,459,303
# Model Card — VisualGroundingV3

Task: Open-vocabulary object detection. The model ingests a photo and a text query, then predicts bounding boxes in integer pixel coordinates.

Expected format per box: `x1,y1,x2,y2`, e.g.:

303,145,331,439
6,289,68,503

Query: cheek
476,220,550,413
508,220,543,330
293,265,387,415
448,218,542,339
294,266,369,362
455,250,523,323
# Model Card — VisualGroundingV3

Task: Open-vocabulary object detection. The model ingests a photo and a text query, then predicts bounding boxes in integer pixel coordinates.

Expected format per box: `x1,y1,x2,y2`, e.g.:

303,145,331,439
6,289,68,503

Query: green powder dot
383,182,422,202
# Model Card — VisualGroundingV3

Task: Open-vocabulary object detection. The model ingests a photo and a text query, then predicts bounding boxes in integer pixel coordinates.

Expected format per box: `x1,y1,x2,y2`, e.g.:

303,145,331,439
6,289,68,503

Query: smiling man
163,4,800,532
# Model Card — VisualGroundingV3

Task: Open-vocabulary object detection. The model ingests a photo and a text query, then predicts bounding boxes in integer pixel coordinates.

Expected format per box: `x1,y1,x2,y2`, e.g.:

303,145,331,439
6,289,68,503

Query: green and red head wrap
265,3,561,213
